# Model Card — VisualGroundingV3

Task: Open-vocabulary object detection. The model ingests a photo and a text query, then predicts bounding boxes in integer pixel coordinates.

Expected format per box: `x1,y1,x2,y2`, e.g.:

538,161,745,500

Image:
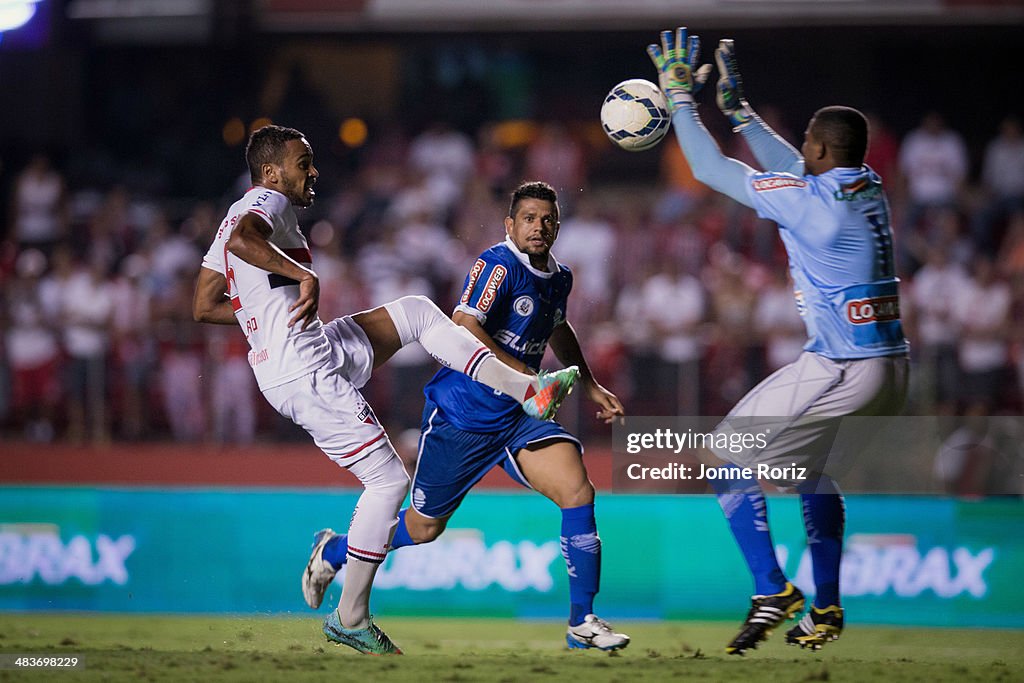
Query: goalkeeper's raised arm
715,38,804,175
647,26,757,207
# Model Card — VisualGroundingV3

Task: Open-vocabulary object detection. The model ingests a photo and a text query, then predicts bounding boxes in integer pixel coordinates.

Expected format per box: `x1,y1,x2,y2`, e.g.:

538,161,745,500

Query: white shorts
712,351,909,482
263,316,391,466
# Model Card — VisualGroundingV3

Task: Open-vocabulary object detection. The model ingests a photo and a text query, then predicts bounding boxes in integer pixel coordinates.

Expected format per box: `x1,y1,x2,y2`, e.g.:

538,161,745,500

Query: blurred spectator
205,324,257,445
898,111,968,235
704,248,759,412
909,245,969,414
109,254,155,440
753,268,805,372
408,122,475,217
864,112,900,187
154,269,206,441
934,416,1024,496
59,255,115,444
524,122,586,204
955,256,1012,415
554,197,616,321
632,257,705,415
4,249,61,441
9,154,67,254
973,116,1024,255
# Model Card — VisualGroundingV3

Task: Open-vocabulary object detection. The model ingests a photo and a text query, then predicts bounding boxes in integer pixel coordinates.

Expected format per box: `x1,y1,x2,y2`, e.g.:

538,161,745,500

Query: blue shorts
411,400,582,518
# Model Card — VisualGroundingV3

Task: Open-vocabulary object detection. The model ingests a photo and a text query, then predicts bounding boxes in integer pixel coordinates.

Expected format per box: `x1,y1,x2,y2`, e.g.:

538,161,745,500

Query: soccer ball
600,79,671,152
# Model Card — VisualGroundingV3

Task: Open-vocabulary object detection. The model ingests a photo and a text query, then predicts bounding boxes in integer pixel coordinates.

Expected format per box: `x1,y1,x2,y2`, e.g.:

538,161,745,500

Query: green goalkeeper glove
714,39,755,130
647,26,712,111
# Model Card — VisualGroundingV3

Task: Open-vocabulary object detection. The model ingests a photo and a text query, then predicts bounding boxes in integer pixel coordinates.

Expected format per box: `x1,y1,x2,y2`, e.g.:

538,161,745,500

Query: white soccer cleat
565,614,630,651
302,528,340,609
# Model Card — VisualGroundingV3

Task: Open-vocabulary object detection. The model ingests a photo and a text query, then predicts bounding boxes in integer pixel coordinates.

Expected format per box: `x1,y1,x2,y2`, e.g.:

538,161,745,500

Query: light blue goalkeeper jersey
672,105,908,360
743,166,907,359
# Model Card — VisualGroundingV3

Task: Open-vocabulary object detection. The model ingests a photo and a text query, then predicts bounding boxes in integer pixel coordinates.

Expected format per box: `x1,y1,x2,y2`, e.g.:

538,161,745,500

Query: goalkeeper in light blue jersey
648,27,909,655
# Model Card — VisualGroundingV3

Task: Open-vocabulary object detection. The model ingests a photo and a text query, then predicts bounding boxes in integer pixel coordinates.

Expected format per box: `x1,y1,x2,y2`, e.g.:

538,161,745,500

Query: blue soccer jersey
423,236,573,431
743,166,908,360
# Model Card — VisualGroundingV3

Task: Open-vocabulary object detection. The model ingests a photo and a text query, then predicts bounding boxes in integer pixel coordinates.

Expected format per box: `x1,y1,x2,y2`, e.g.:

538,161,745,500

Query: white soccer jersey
201,187,330,391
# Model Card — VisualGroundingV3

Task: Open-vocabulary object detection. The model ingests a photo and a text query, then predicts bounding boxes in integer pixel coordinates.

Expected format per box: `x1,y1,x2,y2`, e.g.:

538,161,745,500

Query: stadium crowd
2,111,1023,492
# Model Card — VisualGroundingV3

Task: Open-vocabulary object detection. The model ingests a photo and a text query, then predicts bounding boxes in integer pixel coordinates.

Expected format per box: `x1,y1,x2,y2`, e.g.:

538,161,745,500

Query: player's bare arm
192,267,236,325
226,212,320,330
548,321,624,424
452,310,533,375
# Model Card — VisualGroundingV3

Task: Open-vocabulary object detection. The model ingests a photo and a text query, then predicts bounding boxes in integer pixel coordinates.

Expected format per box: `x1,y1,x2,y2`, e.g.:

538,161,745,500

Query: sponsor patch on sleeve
477,265,507,314
752,176,808,192
460,259,487,305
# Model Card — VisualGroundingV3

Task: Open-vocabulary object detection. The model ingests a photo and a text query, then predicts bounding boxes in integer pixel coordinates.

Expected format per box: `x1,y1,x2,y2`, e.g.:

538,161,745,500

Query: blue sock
322,509,418,571
560,503,601,627
798,476,845,609
710,464,787,596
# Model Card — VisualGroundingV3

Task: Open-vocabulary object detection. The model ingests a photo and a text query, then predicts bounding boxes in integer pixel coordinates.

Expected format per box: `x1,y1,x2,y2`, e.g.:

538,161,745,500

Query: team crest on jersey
356,402,378,426
477,265,507,313
753,176,808,192
847,295,900,324
460,259,487,305
513,295,534,317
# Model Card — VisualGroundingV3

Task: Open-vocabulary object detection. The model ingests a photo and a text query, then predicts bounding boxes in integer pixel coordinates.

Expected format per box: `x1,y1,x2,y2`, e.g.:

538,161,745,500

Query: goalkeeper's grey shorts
710,351,909,486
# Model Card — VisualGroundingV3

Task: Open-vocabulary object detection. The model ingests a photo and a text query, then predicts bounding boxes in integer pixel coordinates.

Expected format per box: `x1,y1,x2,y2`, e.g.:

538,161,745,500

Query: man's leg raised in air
516,441,629,651
352,296,575,419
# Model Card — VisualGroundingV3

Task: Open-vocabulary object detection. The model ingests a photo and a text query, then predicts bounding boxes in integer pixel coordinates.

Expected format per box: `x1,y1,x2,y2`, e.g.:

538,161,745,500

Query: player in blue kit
304,181,631,651
647,28,909,653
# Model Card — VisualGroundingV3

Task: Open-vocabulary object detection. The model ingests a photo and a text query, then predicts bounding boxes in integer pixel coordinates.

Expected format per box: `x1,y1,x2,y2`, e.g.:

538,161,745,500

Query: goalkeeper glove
647,26,712,111
714,39,755,130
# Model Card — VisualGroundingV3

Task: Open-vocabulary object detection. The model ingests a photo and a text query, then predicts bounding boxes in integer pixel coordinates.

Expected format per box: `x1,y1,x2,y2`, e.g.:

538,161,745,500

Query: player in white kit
648,29,909,653
192,125,578,655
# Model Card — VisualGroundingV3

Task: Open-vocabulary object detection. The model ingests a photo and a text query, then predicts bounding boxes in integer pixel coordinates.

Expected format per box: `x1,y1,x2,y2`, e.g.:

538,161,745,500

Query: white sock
338,558,375,629
339,444,408,628
383,295,539,403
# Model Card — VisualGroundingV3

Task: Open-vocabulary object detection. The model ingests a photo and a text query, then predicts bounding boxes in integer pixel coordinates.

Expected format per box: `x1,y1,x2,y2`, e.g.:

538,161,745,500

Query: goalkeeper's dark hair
246,125,306,183
509,181,559,219
810,106,869,167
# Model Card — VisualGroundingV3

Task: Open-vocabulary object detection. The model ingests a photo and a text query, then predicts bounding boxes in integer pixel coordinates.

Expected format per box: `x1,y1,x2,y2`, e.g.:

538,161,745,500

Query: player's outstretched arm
548,321,624,424
648,27,756,208
715,39,803,175
193,267,237,325
226,212,320,330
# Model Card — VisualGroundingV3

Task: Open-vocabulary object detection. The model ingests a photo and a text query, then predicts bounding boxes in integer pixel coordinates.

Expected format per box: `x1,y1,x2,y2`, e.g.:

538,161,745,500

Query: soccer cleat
323,610,403,655
786,605,844,650
725,582,806,655
302,528,341,609
565,614,631,651
523,365,580,421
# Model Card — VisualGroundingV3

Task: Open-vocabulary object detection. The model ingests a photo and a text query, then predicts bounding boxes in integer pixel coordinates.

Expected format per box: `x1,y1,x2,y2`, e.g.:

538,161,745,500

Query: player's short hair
509,181,559,219
810,106,869,167
246,125,306,183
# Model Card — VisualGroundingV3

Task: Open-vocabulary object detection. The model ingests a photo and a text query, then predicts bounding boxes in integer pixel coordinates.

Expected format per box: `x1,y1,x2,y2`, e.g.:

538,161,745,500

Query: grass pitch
1,614,1020,682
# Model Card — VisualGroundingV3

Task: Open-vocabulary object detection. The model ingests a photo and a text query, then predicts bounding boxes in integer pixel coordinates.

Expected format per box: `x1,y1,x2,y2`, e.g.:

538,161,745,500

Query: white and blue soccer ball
600,79,671,152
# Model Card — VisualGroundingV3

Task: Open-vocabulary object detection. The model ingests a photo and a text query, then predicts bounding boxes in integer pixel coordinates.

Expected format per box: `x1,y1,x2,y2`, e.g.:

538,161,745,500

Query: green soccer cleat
323,610,402,655
786,605,844,650
725,582,806,655
523,366,580,421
